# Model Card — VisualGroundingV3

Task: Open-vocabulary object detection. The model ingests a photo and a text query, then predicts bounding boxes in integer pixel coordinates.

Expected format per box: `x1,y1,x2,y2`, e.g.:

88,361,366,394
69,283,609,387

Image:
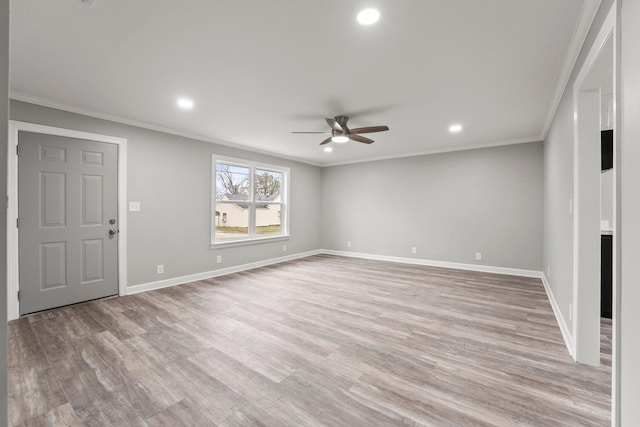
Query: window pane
256,203,282,236
255,169,282,202
214,202,249,241
216,163,250,201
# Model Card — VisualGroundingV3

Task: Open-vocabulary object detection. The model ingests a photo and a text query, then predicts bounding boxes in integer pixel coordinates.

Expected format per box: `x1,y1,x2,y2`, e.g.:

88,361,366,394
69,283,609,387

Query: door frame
7,121,128,320
571,2,618,424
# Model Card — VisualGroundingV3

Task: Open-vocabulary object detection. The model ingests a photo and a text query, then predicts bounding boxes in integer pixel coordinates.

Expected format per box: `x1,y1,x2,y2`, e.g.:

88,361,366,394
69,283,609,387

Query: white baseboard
540,273,575,358
321,249,542,278
127,249,575,359
127,249,322,295
129,249,542,297
324,250,574,358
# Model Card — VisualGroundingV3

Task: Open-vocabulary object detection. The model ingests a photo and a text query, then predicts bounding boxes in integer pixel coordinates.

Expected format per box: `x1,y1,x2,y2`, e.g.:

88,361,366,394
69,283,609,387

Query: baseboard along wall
127,249,574,358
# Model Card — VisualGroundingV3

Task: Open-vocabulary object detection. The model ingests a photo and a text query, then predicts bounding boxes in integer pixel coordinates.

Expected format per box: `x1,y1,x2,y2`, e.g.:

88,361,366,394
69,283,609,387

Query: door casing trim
7,121,128,320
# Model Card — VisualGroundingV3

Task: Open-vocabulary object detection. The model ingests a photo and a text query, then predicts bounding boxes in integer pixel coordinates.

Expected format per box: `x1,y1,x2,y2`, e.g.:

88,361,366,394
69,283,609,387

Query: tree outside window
212,158,288,244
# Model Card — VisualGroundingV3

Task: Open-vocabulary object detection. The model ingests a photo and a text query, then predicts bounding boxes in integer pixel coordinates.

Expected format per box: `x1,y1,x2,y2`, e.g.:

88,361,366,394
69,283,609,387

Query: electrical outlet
347,241,352,248
569,303,573,321
129,201,141,212
216,255,222,264
283,244,287,252
156,264,164,275
411,247,417,254
475,252,482,261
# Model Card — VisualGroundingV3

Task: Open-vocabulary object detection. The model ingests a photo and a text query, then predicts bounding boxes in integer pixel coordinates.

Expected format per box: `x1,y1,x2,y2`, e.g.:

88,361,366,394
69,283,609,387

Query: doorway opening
572,2,617,422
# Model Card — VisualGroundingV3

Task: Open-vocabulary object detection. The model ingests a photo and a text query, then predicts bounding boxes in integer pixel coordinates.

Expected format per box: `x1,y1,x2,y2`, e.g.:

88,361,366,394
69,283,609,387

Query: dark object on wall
601,129,613,171
601,234,613,319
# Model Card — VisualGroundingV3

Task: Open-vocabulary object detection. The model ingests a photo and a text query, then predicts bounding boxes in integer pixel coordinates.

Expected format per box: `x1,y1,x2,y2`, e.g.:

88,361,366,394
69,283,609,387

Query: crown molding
320,136,542,168
541,0,602,139
10,91,322,168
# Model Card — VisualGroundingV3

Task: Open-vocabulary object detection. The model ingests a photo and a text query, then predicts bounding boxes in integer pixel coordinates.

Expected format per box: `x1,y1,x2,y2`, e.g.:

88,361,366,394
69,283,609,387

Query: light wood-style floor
9,255,611,426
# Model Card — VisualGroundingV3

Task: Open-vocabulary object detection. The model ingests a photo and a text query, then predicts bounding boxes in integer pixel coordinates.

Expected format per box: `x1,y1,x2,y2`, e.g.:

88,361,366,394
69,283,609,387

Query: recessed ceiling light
449,124,463,133
177,98,194,110
357,8,380,25
324,147,333,153
331,135,349,143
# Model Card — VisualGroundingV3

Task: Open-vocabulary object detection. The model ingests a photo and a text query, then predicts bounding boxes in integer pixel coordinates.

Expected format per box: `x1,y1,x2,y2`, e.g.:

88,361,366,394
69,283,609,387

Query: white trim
541,273,575,358
572,3,616,360
321,136,541,168
326,250,574,357
128,250,322,295
127,248,543,295
7,121,128,320
569,3,618,423
321,250,542,278
120,248,578,361
10,92,321,167
11,93,541,170
573,8,616,93
124,248,579,361
541,0,602,139
212,155,290,245
210,234,290,249
9,3,602,171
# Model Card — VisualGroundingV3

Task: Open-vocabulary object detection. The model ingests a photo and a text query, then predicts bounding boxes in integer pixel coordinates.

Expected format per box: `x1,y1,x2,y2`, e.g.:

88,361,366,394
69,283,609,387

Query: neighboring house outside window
212,156,289,245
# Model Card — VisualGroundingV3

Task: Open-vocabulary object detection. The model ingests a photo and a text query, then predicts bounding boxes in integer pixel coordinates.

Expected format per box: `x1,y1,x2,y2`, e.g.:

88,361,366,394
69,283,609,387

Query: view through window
213,157,288,244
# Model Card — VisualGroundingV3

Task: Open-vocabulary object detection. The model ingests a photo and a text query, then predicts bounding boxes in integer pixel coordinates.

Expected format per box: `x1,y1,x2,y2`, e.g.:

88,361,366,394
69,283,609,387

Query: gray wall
542,0,614,338
620,0,640,422
321,142,543,271
10,101,322,287
0,0,8,423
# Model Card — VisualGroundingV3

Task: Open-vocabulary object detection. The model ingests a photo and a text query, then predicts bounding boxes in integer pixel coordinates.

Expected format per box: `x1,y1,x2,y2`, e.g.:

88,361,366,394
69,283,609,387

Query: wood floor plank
14,402,83,427
145,399,214,427
8,366,67,426
8,255,611,426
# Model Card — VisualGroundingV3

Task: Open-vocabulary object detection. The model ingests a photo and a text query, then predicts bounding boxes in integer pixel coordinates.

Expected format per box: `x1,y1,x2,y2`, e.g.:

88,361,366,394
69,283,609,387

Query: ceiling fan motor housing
334,115,350,130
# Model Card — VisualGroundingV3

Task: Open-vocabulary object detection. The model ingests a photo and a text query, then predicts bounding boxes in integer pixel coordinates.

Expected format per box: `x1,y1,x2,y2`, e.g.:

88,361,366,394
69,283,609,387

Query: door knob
109,229,118,236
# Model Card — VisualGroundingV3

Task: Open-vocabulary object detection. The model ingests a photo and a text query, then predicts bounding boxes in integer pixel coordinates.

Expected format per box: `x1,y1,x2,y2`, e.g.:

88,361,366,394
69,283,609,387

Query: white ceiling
10,0,597,166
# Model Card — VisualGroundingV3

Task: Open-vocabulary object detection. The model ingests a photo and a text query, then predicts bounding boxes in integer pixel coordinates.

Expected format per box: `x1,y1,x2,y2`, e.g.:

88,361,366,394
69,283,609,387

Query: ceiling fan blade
292,131,332,134
348,125,389,134
319,137,332,145
325,118,343,132
349,134,374,144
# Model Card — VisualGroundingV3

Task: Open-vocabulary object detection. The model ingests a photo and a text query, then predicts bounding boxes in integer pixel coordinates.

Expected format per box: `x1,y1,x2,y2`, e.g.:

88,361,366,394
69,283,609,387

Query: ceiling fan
292,115,389,145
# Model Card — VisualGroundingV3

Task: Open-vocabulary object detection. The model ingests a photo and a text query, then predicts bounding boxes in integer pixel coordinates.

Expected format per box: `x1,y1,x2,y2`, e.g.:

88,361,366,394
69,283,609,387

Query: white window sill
210,234,291,249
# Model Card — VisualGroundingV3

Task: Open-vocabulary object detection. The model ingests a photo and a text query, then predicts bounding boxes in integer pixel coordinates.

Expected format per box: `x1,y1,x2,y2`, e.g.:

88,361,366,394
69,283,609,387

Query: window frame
211,155,290,247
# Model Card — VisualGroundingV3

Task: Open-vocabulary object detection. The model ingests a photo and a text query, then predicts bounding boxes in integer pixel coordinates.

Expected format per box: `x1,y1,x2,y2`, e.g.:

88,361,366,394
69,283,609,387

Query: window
212,156,289,245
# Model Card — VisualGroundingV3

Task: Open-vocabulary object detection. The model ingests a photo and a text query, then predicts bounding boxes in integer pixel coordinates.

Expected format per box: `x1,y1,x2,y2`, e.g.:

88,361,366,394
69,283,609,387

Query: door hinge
16,145,18,156
17,290,20,301
16,218,18,228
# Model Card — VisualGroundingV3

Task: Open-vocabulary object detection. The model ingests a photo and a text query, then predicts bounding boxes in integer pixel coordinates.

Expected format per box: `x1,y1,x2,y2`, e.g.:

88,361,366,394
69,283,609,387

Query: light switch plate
129,201,141,212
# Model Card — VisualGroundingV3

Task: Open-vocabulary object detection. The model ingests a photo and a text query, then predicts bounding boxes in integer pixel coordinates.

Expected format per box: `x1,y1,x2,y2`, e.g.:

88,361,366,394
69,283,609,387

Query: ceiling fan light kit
292,115,389,147
331,135,349,143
